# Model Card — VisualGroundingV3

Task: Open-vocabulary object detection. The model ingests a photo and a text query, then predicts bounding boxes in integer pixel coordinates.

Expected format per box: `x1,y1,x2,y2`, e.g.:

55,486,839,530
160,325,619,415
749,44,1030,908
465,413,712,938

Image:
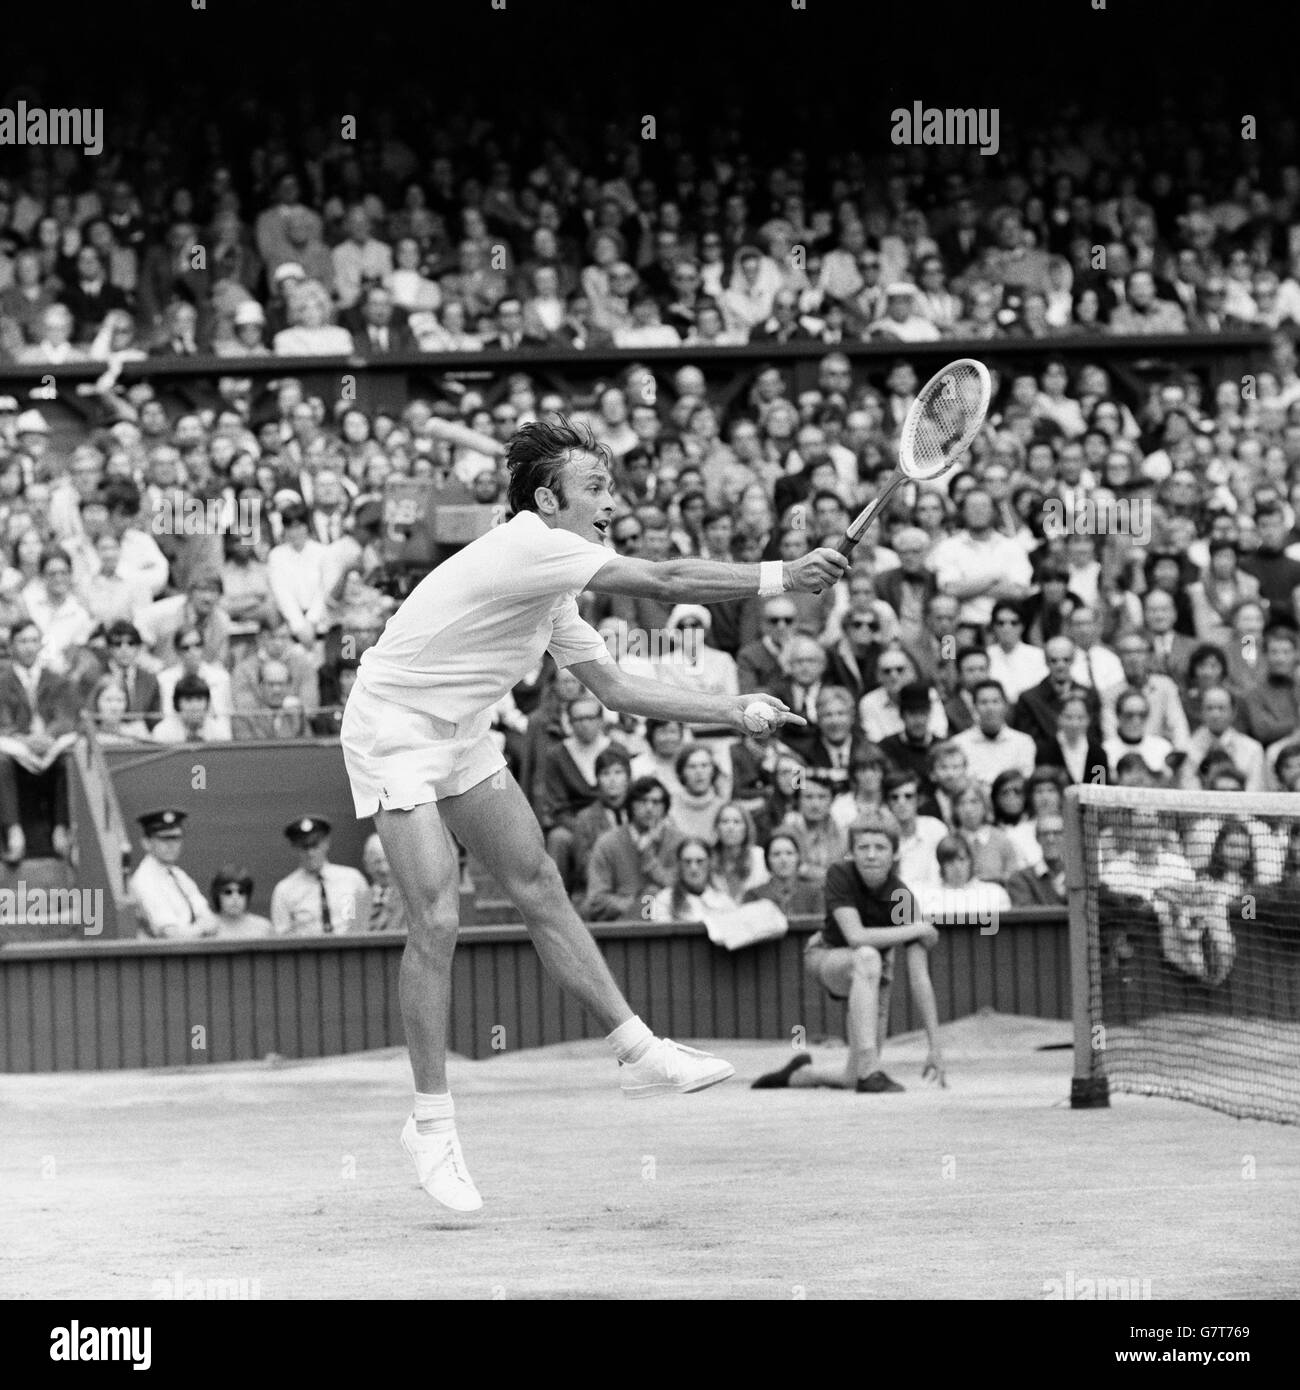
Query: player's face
851,831,894,887
555,454,615,543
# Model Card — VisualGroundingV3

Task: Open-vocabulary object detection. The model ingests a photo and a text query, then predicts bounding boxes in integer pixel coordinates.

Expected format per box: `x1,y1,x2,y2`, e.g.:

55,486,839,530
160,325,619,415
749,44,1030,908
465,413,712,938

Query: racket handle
835,479,900,557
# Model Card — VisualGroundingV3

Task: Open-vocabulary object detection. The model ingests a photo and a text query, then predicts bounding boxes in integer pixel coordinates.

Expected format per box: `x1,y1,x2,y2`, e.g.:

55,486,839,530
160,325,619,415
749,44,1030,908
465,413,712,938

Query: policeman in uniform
270,815,370,936
128,809,217,938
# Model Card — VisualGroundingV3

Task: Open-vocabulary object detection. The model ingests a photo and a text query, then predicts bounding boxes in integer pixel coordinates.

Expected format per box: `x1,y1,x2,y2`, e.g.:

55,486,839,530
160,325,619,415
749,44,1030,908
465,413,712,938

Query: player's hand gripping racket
835,357,992,558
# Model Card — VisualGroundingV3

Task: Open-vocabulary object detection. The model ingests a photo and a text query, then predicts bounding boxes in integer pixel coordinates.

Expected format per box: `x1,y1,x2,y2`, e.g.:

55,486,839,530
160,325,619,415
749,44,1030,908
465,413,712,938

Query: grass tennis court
3,1011,1297,1300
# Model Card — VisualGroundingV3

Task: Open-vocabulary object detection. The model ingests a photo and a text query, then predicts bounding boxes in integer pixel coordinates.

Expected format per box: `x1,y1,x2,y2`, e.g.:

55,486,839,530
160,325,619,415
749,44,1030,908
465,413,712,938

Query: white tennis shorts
340,679,507,818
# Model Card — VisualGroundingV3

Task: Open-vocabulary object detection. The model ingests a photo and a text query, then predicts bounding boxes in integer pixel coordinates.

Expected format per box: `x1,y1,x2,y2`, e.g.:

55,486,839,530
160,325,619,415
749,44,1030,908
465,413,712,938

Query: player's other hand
728,693,806,736
914,922,940,949
786,547,851,594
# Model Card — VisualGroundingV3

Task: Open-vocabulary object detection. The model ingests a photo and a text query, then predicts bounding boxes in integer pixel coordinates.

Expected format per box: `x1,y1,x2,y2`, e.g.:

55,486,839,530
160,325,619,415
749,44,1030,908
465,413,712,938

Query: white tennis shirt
356,511,614,725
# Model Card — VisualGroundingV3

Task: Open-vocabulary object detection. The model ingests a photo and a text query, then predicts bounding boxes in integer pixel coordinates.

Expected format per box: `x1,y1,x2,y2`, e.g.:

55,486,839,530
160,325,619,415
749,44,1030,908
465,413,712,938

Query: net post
1064,786,1109,1109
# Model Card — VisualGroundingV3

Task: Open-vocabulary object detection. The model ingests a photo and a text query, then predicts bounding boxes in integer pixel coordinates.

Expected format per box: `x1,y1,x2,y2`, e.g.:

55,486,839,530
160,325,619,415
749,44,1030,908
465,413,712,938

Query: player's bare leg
375,802,463,1092
439,768,734,1096
374,800,482,1211
438,774,632,1028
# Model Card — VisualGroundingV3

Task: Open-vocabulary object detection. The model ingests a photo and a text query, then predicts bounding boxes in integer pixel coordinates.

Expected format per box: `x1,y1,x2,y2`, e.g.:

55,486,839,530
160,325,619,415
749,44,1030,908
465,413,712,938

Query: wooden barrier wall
0,911,1068,1072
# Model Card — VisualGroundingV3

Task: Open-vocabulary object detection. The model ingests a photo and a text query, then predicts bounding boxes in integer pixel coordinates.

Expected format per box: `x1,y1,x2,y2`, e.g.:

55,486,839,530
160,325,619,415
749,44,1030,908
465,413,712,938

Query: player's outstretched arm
587,547,849,603
570,658,805,736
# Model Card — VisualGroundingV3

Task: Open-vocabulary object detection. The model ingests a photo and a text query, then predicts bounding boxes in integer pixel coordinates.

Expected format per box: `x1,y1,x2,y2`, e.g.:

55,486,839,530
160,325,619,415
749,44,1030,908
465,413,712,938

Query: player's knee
406,895,460,946
506,841,565,893
850,944,882,981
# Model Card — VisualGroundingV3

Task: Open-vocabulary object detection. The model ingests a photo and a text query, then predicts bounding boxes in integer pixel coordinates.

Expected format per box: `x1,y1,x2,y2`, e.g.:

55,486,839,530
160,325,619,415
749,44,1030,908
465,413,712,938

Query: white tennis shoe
400,1116,483,1212
619,1038,735,1099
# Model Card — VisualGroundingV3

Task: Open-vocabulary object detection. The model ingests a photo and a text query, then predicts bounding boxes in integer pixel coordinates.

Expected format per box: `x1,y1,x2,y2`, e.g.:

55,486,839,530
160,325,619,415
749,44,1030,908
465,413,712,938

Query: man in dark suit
62,246,130,341
0,619,82,862
823,604,884,703
480,297,550,351
345,285,417,357
935,194,986,274
148,299,211,357
908,592,962,699
878,681,943,812
736,597,797,691
802,687,864,793
874,528,938,637
1143,589,1198,685
771,636,827,760
555,293,615,351
1036,693,1110,785
943,646,990,736
1006,813,1068,907
102,620,162,729
1012,636,1101,751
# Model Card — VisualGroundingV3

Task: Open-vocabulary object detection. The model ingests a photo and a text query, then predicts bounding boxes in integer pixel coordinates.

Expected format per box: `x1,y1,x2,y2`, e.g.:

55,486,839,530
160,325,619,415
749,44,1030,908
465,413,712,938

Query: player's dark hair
505,415,610,517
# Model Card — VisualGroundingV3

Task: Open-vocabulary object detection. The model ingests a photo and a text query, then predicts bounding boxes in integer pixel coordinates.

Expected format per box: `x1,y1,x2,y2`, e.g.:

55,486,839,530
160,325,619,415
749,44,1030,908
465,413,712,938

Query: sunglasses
849,618,877,629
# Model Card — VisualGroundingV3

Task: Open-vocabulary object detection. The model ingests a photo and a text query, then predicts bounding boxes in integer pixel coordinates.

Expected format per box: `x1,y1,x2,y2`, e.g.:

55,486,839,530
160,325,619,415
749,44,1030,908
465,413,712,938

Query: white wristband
758,561,786,597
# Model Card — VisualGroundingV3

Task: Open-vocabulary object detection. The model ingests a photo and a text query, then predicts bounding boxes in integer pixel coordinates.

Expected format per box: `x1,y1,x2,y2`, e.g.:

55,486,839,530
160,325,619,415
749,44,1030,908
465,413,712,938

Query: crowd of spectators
6,107,1300,955
7,106,1300,364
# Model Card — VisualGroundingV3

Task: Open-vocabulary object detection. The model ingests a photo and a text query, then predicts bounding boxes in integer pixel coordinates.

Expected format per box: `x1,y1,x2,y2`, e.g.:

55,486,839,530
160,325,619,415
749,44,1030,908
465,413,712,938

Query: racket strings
904,362,989,479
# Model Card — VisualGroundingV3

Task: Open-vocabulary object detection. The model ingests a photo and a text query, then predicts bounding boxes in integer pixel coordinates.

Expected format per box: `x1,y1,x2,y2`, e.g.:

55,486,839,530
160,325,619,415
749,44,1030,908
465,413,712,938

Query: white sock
607,1015,653,1063
414,1090,455,1136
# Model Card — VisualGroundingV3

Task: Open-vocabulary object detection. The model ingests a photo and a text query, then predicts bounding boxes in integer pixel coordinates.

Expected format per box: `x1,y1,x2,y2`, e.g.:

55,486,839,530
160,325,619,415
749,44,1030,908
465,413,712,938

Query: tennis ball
743,701,779,733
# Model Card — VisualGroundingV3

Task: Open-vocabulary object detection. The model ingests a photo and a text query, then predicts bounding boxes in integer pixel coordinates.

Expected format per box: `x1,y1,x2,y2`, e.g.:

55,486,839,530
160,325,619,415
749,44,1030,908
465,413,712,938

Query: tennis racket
834,357,992,558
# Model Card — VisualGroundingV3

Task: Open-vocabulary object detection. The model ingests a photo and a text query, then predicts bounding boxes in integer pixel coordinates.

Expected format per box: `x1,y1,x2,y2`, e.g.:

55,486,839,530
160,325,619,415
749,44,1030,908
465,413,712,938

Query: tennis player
342,416,849,1210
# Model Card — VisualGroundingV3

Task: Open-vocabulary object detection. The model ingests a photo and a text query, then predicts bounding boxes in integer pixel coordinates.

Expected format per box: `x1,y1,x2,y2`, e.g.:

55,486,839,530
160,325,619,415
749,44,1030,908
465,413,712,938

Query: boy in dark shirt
752,808,947,1091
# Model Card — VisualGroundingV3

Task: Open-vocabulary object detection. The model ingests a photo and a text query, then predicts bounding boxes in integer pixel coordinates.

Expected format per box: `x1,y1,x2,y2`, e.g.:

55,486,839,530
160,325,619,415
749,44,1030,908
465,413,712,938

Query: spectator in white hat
264,261,308,337
215,300,271,358
868,283,942,342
